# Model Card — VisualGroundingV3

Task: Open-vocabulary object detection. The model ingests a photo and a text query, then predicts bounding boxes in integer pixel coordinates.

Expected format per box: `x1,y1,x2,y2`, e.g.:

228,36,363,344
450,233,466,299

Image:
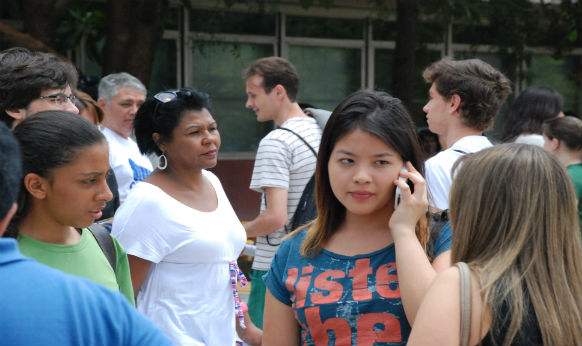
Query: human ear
274,84,287,100
550,138,560,151
23,173,48,200
5,108,26,125
97,98,107,109
449,94,462,114
152,132,166,153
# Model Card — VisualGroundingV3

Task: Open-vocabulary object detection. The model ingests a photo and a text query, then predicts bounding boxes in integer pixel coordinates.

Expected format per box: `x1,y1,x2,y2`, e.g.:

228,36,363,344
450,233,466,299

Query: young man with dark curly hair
0,47,78,128
422,58,512,211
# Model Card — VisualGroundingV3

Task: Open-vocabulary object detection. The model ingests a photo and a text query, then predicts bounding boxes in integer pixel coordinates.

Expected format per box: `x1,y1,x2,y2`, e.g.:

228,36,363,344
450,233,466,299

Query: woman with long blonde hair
408,144,582,345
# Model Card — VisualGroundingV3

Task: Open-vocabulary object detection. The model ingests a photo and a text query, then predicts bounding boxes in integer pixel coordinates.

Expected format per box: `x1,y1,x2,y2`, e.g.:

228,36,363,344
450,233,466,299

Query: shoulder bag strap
87,223,117,272
456,261,472,346
279,127,317,158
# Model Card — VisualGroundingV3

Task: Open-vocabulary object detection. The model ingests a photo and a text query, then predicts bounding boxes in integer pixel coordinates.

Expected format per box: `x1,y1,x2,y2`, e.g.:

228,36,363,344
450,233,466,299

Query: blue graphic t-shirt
265,230,410,346
129,158,152,189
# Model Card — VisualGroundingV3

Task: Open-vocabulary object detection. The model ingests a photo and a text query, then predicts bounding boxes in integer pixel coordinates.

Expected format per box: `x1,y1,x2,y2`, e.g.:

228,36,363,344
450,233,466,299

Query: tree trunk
102,0,166,88
0,21,67,60
21,0,73,49
392,0,420,110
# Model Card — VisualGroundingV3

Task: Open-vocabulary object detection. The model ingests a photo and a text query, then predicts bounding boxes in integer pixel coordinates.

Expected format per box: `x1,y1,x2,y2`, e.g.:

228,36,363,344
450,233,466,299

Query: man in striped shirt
242,57,322,329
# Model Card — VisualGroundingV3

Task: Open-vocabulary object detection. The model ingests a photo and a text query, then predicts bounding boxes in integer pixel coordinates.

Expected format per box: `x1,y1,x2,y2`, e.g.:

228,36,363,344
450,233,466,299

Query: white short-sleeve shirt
112,170,246,346
425,135,493,210
100,127,153,202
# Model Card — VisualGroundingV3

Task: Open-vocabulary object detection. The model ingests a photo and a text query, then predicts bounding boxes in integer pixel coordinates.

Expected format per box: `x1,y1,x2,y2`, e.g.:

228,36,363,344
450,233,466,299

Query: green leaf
569,29,578,42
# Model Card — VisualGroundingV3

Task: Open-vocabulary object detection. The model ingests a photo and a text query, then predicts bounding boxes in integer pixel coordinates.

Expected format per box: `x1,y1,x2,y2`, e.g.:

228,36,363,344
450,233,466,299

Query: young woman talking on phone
261,90,452,345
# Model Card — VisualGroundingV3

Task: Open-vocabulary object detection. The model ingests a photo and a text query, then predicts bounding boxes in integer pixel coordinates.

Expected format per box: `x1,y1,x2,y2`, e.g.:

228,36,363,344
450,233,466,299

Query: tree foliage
0,0,579,90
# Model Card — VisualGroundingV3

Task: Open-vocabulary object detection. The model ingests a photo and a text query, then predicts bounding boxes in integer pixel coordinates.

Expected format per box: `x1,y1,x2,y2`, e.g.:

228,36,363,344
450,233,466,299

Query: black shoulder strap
453,149,468,155
87,223,117,272
279,127,317,158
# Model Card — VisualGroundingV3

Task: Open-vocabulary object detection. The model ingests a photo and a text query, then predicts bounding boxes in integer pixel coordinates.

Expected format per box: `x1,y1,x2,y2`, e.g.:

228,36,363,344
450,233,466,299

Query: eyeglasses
39,93,77,106
152,90,183,118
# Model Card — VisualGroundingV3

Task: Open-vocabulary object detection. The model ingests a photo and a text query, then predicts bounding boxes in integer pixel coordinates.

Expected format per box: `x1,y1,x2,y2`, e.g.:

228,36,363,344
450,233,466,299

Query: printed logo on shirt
128,159,152,189
285,258,408,345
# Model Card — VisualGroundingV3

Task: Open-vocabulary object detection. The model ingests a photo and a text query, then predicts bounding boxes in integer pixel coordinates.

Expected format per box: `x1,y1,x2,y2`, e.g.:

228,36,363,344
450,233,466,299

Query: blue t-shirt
265,229,451,346
0,238,173,346
435,221,452,256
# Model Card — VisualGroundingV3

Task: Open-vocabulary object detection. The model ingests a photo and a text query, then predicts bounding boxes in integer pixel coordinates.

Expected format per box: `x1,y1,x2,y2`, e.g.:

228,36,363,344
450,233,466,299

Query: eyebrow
335,149,394,158
79,171,105,176
185,122,217,131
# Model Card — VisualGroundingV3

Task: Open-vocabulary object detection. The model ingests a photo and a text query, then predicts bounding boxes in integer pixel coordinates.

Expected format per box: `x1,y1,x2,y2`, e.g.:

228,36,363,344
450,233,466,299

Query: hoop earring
158,153,168,170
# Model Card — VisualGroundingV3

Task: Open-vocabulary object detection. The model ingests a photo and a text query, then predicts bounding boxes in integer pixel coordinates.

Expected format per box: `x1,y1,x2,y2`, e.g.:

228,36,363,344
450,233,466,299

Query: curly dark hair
134,88,214,156
423,58,512,131
0,47,78,128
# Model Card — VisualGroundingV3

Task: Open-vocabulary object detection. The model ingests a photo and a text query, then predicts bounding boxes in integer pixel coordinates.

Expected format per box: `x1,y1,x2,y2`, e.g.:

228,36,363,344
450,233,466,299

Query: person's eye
209,126,218,132
82,178,97,184
339,158,353,164
375,160,389,166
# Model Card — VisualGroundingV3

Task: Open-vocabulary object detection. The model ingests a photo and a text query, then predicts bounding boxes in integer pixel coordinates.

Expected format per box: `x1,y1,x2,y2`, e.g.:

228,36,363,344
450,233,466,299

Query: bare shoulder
407,266,461,345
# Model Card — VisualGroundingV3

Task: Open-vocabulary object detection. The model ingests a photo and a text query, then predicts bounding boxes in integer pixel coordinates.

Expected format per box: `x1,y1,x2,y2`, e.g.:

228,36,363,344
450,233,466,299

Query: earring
158,153,168,170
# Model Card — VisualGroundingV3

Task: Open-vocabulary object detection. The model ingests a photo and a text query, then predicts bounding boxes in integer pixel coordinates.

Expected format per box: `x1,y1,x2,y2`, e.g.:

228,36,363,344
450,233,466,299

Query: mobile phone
394,166,408,207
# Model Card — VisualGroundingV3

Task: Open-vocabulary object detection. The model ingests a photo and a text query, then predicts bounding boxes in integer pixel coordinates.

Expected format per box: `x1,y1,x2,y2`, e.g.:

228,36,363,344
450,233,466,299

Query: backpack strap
279,127,317,158
86,223,117,272
276,127,318,237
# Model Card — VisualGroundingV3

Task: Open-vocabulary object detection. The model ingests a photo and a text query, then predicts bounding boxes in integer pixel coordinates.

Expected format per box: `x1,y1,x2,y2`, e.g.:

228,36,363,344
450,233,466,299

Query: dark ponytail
5,111,105,238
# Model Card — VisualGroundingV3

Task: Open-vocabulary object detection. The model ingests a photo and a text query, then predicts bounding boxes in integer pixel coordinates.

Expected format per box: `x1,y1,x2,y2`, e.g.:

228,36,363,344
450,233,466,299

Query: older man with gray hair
98,72,152,203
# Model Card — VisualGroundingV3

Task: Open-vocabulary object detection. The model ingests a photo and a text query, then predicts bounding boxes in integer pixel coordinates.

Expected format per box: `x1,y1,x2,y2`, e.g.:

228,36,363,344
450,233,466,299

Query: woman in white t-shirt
111,88,247,346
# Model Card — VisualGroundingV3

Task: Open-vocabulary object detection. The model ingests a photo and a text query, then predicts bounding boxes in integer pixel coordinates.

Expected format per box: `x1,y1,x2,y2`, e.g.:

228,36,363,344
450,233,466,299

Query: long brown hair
298,90,428,257
450,144,582,345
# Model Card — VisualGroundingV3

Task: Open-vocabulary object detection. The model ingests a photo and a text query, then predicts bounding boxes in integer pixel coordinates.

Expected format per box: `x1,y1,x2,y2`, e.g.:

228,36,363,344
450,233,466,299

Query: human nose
422,102,429,114
130,104,140,115
353,165,371,184
65,100,80,114
203,129,220,145
245,98,253,109
97,176,113,202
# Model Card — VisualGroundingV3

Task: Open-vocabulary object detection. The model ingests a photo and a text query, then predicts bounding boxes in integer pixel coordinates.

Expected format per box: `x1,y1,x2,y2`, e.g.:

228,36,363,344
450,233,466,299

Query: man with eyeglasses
97,72,152,203
0,47,79,129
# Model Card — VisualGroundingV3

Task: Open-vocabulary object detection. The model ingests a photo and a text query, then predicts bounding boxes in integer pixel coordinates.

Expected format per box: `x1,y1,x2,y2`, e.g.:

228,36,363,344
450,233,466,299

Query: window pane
287,16,363,39
374,48,441,125
290,46,361,111
192,42,274,152
373,20,444,43
149,39,177,94
529,55,582,116
190,10,276,35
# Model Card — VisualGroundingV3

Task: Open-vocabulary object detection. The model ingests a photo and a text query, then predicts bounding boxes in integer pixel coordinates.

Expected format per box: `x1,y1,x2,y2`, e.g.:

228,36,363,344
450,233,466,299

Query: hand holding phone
394,166,408,207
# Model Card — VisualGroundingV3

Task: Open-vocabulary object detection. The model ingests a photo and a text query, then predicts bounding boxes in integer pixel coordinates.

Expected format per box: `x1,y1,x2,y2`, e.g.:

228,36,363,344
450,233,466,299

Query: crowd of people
0,45,580,346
